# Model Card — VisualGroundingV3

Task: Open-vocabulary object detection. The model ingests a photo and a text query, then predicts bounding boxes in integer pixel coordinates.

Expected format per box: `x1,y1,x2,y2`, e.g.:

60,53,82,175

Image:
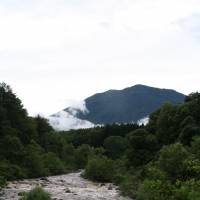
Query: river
0,172,131,200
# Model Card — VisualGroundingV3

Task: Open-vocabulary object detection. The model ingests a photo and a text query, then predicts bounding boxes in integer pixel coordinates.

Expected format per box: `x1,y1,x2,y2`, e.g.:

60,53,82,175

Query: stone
0,172,132,200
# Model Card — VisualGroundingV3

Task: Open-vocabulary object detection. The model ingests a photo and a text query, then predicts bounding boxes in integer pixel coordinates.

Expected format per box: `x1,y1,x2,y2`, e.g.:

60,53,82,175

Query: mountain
49,84,185,130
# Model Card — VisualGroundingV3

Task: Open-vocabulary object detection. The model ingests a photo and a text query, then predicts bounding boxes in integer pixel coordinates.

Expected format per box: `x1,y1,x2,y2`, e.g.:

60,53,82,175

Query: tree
126,129,158,167
0,83,27,128
155,103,177,145
1,135,24,164
157,143,188,180
191,136,200,159
23,141,46,178
179,125,200,145
61,143,75,168
74,144,91,169
104,136,127,159
185,93,200,123
137,179,174,200
35,116,53,148
0,160,26,181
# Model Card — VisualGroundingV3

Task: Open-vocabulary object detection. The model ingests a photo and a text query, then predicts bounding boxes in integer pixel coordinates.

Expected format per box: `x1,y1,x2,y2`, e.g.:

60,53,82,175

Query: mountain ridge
58,84,185,126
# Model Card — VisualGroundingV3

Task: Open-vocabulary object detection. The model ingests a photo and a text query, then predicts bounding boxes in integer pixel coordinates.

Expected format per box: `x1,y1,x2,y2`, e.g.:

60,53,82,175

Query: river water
0,172,131,200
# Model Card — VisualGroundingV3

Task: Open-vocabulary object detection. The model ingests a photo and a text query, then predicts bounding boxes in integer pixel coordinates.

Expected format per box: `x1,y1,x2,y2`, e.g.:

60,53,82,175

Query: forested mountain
64,84,185,124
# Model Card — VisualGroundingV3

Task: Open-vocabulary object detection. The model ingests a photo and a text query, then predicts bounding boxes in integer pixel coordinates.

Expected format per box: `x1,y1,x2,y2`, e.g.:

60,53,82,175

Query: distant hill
48,85,186,130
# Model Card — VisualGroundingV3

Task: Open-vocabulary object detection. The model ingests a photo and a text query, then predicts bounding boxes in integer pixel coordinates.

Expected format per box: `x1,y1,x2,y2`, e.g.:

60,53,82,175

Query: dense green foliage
0,83,75,186
19,187,51,200
84,156,114,182
1,83,200,200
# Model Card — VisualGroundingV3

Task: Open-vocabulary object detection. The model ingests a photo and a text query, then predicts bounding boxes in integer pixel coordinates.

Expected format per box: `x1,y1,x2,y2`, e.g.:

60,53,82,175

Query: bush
191,136,200,159
104,136,127,159
174,179,200,200
137,179,174,200
157,143,188,180
20,187,51,200
43,152,65,175
126,129,158,167
74,144,91,169
0,176,6,188
179,126,200,145
61,143,75,169
23,141,47,178
119,174,140,199
0,160,26,181
145,165,167,182
84,156,114,182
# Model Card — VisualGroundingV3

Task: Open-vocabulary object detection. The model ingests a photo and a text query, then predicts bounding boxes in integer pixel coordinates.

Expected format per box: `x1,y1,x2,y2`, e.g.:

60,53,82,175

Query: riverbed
0,172,131,200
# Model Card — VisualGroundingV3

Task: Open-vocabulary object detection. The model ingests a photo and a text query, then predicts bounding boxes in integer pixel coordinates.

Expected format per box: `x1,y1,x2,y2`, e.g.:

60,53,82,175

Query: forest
1,82,200,200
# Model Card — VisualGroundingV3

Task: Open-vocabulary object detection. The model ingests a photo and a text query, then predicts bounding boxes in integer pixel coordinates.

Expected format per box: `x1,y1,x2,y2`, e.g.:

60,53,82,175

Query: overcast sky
0,0,200,116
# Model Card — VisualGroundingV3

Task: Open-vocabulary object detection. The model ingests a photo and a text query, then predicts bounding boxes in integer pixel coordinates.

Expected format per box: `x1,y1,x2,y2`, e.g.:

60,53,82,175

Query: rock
108,184,113,190
40,177,49,182
65,188,71,193
0,172,131,200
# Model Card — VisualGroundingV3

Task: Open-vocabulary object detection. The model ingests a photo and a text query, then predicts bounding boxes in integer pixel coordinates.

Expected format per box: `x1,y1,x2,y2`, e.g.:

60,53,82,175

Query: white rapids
0,172,132,200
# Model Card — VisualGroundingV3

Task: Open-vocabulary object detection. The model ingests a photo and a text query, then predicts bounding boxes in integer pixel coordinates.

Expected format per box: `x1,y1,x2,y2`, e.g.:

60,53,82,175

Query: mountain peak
49,85,186,130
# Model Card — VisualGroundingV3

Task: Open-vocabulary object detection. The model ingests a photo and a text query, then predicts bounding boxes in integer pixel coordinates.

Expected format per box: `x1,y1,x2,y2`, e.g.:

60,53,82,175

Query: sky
0,0,200,116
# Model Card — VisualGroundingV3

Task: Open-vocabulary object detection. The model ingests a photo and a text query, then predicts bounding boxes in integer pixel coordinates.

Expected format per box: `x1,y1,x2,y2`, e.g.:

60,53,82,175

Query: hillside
54,85,185,130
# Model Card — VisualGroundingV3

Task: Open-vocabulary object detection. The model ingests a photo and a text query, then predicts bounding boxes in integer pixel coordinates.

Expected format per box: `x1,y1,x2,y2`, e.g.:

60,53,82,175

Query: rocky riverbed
0,172,131,200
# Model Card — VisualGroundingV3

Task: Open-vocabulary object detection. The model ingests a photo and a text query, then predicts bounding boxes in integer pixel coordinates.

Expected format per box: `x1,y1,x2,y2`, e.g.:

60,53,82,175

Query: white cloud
137,116,149,126
67,100,89,115
0,0,200,115
48,110,94,131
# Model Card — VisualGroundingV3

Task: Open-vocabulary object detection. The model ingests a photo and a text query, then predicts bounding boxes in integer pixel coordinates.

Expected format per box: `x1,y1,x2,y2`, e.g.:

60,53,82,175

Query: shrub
157,143,188,180
74,144,91,169
61,143,75,168
43,152,65,175
137,179,174,200
84,156,113,182
145,165,167,182
119,174,140,199
20,187,51,200
0,176,6,188
104,136,127,159
191,136,200,159
174,179,200,200
126,129,158,167
179,126,200,145
23,141,47,178
0,160,26,181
